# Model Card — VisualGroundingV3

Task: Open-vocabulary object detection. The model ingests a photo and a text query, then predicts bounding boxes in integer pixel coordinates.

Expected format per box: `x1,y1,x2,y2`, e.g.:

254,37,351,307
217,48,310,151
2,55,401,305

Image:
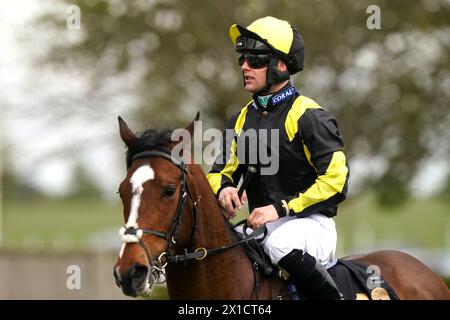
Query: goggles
238,52,273,69
236,37,272,52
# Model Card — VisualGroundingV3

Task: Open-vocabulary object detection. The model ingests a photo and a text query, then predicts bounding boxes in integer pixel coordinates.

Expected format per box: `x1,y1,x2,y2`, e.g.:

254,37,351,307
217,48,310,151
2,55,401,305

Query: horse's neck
165,165,256,299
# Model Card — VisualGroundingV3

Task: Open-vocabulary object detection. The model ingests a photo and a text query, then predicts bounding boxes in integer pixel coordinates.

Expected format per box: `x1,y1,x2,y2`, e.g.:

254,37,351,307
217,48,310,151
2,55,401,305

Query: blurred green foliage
33,0,450,206
70,166,104,200
441,177,450,203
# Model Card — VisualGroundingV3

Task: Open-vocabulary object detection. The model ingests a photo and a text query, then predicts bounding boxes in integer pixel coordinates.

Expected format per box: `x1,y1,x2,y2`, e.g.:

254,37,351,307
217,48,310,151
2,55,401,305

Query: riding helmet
229,16,305,75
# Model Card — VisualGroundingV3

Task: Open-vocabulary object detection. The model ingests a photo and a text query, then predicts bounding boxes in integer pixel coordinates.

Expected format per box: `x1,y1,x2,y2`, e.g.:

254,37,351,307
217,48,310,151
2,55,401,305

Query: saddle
238,230,399,300
233,220,280,278
242,236,281,278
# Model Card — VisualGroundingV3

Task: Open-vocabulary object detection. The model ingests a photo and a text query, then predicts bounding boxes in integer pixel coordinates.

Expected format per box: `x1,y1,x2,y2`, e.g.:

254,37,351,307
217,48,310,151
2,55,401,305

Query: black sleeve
282,108,349,216
299,108,344,173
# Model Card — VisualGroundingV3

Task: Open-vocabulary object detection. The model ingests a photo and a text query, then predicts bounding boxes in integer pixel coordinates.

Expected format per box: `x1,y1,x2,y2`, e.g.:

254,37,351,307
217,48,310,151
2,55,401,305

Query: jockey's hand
247,205,279,229
218,187,247,219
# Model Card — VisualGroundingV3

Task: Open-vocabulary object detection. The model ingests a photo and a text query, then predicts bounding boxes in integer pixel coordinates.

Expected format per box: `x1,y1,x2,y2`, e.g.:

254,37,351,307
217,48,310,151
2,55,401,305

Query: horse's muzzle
114,264,152,297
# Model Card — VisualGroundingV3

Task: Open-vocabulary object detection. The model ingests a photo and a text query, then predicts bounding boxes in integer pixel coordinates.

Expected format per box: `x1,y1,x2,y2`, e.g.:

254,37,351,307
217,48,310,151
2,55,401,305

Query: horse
113,116,450,300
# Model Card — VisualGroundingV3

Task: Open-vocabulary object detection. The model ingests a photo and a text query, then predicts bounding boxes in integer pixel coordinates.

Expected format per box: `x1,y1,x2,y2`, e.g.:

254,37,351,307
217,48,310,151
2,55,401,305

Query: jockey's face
240,57,288,94
240,59,268,94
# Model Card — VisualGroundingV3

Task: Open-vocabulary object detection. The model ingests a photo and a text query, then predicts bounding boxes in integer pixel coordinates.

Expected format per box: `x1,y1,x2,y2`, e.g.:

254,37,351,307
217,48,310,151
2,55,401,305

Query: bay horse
113,116,449,300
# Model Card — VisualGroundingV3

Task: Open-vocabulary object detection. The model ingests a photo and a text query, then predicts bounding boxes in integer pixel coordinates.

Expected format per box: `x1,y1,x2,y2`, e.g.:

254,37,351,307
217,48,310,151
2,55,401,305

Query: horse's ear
118,116,137,147
185,112,200,137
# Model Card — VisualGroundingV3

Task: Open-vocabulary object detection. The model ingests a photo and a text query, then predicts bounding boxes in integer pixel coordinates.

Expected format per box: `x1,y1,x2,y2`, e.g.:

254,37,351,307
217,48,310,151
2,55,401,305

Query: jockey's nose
118,264,149,297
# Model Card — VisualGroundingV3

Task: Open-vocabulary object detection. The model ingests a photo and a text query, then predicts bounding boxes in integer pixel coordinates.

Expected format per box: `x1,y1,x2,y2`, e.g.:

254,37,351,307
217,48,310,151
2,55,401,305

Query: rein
167,219,267,263
119,149,266,285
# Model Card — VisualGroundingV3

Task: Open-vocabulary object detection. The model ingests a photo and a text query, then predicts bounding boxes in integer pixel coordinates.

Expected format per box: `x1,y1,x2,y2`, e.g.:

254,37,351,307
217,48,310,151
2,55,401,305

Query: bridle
118,149,267,285
118,149,199,283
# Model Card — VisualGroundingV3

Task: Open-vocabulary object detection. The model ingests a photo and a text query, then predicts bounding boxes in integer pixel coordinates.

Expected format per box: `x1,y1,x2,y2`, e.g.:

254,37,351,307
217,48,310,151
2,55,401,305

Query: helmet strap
263,58,290,94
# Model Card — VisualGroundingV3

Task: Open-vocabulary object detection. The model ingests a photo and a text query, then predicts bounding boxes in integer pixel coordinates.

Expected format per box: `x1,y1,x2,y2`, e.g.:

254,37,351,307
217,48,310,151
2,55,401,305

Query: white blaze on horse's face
119,164,154,258
127,164,154,228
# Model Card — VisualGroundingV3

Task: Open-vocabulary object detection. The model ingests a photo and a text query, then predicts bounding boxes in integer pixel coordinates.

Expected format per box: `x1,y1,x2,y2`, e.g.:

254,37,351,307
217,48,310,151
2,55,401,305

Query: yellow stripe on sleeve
234,103,251,135
219,138,239,183
206,173,224,194
285,96,321,142
287,151,348,214
207,104,250,194
302,142,316,172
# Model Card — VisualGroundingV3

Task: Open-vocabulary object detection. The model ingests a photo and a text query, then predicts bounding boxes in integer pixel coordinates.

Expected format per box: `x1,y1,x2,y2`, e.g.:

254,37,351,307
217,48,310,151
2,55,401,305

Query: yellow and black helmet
230,16,305,74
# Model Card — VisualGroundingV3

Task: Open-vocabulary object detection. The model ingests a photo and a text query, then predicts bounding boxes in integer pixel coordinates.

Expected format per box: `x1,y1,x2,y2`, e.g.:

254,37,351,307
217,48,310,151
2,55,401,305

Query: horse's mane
126,128,173,168
125,126,242,242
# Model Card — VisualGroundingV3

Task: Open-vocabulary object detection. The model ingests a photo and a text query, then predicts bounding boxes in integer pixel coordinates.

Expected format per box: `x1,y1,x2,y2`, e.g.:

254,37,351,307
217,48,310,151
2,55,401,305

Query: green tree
36,0,450,206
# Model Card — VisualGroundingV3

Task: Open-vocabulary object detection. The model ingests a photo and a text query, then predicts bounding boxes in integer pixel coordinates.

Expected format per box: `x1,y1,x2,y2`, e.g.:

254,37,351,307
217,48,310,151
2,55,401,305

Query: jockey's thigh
263,213,337,268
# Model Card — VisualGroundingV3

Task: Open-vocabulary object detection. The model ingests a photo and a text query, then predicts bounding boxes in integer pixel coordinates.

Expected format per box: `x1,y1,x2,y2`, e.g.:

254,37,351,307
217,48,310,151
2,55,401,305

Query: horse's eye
162,185,176,198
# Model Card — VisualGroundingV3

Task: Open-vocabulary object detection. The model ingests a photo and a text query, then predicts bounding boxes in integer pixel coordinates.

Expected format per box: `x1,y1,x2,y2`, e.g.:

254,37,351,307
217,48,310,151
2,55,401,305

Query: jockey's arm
207,111,244,215
274,108,350,218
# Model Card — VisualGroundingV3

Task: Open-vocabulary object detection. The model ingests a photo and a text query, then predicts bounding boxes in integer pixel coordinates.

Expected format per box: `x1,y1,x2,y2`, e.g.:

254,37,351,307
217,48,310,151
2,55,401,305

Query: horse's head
113,115,199,297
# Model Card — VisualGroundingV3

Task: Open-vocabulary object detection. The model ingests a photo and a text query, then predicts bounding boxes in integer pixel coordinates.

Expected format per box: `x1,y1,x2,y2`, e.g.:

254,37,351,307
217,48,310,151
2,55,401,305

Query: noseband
118,149,199,283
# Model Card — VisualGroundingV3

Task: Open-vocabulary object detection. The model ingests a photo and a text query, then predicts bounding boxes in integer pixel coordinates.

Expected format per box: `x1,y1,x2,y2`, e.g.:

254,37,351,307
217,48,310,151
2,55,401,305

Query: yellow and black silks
207,84,349,218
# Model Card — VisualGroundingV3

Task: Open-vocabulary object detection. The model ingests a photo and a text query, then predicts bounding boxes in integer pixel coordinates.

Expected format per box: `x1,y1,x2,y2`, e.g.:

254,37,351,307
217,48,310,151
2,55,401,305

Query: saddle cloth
287,259,400,300
327,259,399,300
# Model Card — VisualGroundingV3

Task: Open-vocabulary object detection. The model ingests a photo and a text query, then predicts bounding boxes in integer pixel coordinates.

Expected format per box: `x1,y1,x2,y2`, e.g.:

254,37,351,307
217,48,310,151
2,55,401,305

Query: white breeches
238,213,338,269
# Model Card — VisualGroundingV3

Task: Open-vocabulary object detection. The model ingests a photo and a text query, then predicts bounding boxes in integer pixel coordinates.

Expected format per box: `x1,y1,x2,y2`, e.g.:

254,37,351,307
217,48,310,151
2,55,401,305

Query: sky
1,0,132,199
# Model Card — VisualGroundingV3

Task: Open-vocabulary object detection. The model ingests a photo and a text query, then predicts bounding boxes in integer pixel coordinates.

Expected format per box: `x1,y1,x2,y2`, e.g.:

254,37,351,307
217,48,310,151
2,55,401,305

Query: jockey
207,16,349,300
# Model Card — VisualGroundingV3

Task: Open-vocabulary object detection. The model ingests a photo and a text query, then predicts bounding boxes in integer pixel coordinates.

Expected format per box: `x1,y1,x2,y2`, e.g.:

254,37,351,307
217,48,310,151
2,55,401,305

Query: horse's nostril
130,265,149,286
113,267,122,287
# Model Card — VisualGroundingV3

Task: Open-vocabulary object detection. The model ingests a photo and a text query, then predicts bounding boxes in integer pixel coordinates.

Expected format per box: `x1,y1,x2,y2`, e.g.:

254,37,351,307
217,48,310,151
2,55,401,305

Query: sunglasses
238,52,273,69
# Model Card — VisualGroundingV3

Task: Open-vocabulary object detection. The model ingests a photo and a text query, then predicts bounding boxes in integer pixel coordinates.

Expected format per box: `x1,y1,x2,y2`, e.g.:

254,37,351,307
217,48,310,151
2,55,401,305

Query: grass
2,194,448,251
1,197,123,249
334,194,450,254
